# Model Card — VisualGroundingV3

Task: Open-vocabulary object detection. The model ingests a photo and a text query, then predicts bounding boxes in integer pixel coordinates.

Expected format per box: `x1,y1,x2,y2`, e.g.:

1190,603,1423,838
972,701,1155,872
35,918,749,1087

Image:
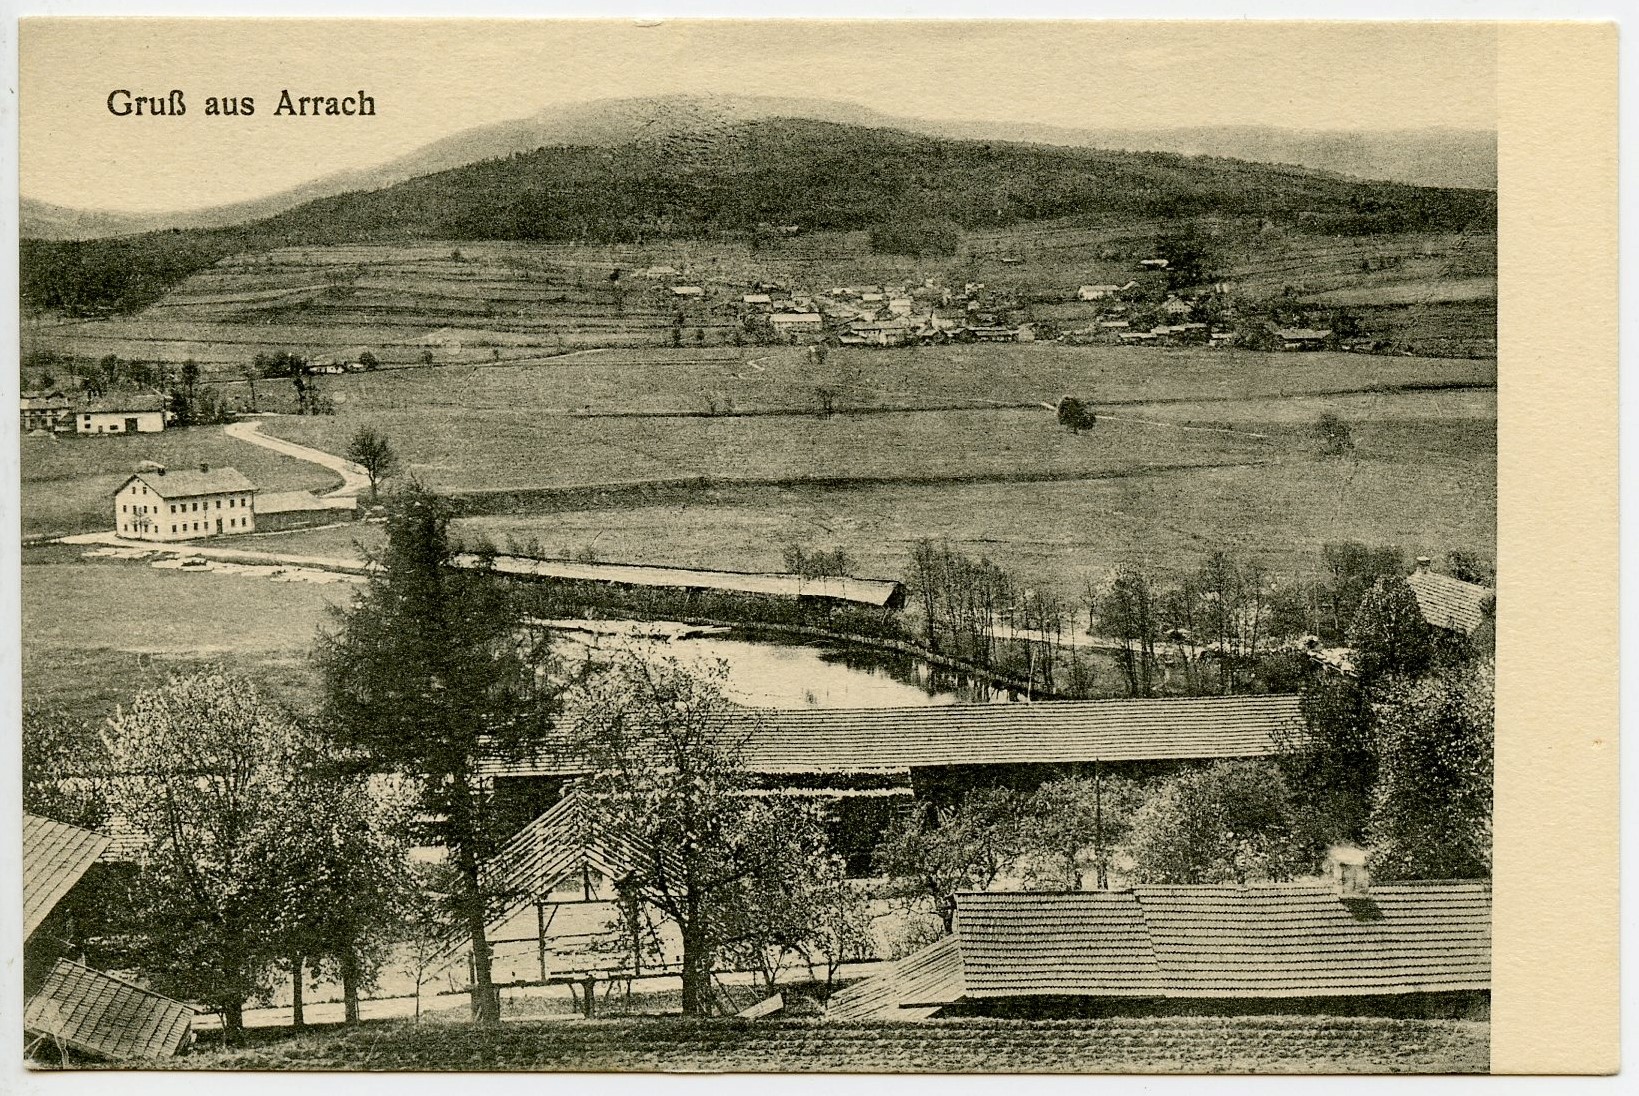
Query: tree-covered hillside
21,118,1495,316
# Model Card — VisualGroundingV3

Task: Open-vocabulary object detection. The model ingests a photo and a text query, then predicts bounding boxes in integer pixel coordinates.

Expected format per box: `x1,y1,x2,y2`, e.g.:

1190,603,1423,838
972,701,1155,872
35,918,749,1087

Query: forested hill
22,118,1495,316
245,118,1495,242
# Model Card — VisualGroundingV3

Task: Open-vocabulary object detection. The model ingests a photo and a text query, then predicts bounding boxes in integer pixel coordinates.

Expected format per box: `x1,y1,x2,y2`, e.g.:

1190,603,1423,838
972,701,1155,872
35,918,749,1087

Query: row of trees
25,674,423,1034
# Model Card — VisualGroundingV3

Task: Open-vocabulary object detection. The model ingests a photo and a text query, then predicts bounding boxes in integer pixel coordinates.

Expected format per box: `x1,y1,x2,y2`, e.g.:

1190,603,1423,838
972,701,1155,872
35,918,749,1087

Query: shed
25,960,198,1062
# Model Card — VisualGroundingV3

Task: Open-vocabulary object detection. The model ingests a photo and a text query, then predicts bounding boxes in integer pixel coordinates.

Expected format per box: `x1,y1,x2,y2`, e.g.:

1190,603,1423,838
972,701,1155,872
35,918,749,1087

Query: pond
549,624,1017,708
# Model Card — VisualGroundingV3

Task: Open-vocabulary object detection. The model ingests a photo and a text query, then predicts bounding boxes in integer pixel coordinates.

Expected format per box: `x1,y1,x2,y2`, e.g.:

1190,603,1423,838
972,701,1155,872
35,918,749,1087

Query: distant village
638,250,1362,352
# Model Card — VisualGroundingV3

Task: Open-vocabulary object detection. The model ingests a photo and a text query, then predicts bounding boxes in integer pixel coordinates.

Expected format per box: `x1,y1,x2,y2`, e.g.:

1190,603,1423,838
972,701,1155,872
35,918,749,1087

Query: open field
19,425,341,537
21,552,350,722
129,1015,1488,1073
454,416,1494,598
265,404,1274,496
231,342,1492,597
255,343,1495,420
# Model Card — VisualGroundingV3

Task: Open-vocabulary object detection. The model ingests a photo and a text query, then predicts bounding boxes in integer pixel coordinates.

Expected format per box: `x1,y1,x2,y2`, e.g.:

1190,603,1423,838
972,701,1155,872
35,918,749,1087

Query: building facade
113,465,257,541
76,399,166,435
20,394,72,433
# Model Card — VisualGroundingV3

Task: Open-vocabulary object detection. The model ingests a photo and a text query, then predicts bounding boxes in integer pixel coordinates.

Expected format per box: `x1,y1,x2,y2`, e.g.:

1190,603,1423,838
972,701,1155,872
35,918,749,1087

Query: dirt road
225,416,371,498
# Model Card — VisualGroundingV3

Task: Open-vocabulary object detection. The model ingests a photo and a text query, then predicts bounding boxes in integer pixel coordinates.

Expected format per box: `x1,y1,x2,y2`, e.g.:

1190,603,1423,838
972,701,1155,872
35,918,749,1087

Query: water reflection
553,625,1015,708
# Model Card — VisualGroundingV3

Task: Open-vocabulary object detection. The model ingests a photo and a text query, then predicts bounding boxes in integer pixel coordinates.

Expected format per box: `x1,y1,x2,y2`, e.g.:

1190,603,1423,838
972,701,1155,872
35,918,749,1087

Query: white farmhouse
113,464,258,542
75,397,166,435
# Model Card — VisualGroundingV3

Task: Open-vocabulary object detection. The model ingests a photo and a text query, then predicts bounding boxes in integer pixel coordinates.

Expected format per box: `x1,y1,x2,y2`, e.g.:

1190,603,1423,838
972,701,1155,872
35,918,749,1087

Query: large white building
113,465,257,542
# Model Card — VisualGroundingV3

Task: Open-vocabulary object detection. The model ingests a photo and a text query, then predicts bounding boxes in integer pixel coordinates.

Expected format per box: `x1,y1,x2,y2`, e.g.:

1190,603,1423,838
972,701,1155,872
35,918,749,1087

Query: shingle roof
119,466,256,500
1135,882,1492,997
453,553,905,609
24,960,196,1061
826,936,965,1021
957,891,1165,997
23,814,111,940
80,395,166,414
1407,570,1494,635
957,883,1489,1001
435,789,679,967
482,695,1302,779
741,695,1301,775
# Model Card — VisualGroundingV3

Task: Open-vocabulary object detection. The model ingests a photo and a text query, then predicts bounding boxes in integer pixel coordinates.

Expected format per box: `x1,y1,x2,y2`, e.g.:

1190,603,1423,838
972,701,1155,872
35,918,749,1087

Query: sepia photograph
6,14,1616,1078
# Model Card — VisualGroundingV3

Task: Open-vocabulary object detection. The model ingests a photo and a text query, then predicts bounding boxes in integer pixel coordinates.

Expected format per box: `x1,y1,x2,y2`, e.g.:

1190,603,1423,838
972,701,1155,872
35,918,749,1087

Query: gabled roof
79,394,166,415
24,959,197,1061
482,695,1302,779
833,881,1492,1018
1276,328,1333,341
1407,569,1494,635
743,695,1301,774
957,891,1164,997
117,466,256,500
437,789,683,966
23,814,111,940
1134,882,1492,997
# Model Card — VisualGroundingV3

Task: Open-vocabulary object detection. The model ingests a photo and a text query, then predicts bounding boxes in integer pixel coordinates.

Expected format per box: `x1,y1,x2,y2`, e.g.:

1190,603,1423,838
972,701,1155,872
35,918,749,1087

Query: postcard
9,16,1618,1078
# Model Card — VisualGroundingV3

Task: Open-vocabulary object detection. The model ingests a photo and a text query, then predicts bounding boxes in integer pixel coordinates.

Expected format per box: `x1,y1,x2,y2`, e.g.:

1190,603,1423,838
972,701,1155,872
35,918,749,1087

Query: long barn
481,694,1307,869
451,552,906,610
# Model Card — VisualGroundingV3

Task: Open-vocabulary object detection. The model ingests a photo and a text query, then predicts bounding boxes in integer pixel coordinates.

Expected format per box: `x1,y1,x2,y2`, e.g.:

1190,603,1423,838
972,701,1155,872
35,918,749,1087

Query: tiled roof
832,882,1491,1017
481,695,1302,779
452,553,906,609
23,814,111,940
24,959,196,1061
1135,882,1492,997
1277,328,1332,340
121,467,256,500
1407,570,1494,635
957,891,1165,997
956,883,1489,1002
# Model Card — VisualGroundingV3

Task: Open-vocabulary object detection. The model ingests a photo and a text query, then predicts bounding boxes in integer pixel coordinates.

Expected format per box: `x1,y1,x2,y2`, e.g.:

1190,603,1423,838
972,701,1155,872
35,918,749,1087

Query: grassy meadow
21,550,351,723
244,342,1494,597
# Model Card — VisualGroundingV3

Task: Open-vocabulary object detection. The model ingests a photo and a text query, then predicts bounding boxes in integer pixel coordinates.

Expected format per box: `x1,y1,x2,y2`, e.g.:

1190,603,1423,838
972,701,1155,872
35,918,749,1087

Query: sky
19,19,1499,213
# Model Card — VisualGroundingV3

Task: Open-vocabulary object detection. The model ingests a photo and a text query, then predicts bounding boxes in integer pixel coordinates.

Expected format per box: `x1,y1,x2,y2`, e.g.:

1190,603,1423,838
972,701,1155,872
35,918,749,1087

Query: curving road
224,416,370,498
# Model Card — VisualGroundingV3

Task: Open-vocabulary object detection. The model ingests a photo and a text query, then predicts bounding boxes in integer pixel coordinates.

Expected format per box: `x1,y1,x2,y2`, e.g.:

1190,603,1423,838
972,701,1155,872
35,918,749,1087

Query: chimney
1327,844,1371,898
199,463,210,474
1414,556,1432,573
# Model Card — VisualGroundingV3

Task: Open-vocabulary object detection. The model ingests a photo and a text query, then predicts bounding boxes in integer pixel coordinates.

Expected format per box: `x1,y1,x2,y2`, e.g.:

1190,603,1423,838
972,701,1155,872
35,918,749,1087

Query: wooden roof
1407,569,1494,635
826,936,964,1021
24,960,197,1061
1135,882,1493,997
958,891,1166,998
741,695,1301,774
482,695,1301,779
453,552,906,608
23,814,110,941
830,882,1491,1017
956,882,1490,1000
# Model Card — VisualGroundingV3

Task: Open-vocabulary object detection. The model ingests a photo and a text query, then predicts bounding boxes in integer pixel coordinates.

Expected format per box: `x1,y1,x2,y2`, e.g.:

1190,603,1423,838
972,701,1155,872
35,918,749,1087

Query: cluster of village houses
642,254,1346,352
